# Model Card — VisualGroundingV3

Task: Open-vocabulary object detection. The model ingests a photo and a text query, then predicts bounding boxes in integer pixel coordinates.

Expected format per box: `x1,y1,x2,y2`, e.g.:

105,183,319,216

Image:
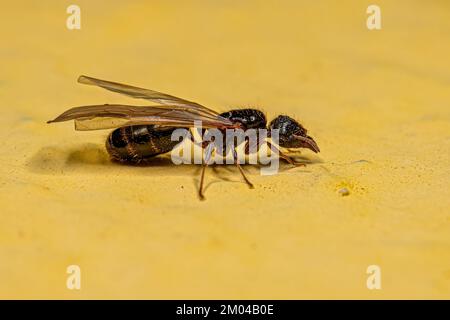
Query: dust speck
338,187,350,196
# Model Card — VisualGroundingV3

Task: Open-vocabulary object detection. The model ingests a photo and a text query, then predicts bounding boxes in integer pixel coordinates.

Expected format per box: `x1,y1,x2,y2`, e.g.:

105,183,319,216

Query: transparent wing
47,104,235,131
73,117,195,131
78,75,222,120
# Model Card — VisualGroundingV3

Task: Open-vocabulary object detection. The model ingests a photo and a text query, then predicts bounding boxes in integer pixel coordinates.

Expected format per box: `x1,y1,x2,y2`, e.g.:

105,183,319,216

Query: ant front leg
266,141,306,167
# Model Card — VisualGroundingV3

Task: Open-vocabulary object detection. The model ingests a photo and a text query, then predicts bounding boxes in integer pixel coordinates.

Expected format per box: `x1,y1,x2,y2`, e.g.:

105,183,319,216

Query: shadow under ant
27,143,322,182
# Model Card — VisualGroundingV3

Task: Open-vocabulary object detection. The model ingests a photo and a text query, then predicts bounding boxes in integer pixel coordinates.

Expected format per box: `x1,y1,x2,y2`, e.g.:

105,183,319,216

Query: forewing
78,75,221,119
47,104,234,131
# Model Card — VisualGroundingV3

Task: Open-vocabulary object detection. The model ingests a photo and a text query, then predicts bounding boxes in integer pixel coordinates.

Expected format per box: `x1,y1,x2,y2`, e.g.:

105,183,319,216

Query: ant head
269,115,320,153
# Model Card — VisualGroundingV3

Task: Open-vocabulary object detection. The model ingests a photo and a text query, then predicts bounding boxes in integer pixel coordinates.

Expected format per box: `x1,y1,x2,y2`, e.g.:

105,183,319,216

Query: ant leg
266,142,306,167
244,137,261,155
287,148,301,154
198,142,214,200
233,150,254,189
198,163,208,200
237,164,254,189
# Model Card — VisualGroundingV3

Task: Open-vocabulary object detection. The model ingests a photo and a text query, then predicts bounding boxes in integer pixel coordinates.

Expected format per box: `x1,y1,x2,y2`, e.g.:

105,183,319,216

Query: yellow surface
0,0,449,299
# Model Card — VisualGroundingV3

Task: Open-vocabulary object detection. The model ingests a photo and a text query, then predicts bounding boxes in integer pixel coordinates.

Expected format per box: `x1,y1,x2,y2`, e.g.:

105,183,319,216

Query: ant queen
48,76,320,199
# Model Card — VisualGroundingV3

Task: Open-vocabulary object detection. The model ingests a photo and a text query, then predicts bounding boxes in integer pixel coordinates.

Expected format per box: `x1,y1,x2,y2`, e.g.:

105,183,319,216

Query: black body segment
219,109,267,130
106,125,187,163
219,109,268,155
269,115,307,148
269,115,319,152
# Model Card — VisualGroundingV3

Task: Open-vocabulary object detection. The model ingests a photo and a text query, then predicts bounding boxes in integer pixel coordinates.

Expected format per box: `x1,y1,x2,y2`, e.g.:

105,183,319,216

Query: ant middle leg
198,142,215,200
233,149,254,189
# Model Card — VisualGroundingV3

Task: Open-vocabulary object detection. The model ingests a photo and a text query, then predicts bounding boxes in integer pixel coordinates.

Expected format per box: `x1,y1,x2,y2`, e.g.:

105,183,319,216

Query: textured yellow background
0,0,449,299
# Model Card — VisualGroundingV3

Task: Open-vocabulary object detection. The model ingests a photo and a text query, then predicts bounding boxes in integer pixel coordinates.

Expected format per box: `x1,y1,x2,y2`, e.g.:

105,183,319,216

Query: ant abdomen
106,125,187,163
